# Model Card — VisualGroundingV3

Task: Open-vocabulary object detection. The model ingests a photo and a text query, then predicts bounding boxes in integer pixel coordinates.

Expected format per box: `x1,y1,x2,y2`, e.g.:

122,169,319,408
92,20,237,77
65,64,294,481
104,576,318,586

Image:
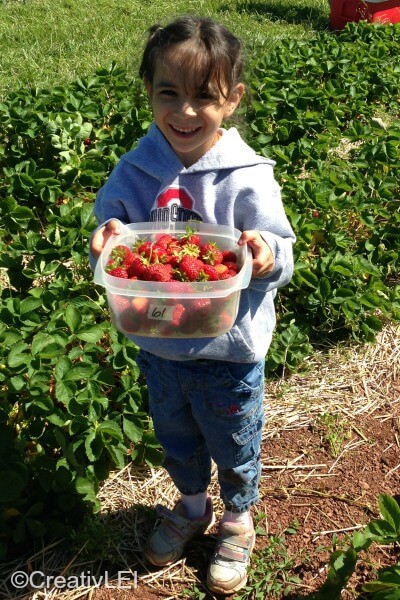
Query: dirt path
92,324,400,599
3,325,399,600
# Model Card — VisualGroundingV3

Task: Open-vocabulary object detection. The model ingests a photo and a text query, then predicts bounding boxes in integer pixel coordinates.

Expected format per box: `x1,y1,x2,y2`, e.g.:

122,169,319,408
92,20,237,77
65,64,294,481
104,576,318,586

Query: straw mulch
263,321,399,439
1,322,399,600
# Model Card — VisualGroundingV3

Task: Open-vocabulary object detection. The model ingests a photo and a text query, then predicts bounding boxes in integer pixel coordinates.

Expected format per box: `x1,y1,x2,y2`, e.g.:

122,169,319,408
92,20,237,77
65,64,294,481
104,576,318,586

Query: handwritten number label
148,304,176,321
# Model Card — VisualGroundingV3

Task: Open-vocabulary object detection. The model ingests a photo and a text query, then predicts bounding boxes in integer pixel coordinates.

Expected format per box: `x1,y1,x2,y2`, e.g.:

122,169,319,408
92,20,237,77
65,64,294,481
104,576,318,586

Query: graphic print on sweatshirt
149,186,203,223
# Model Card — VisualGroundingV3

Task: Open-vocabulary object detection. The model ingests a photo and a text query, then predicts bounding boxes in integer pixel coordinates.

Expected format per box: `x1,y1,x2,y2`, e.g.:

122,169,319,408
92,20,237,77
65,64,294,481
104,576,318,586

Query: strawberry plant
312,494,400,599
0,22,399,557
0,65,155,559
246,22,400,373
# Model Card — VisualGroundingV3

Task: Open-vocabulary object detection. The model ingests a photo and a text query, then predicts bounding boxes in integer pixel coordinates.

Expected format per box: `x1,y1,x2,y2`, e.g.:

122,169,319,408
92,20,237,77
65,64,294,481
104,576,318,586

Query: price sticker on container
147,304,176,321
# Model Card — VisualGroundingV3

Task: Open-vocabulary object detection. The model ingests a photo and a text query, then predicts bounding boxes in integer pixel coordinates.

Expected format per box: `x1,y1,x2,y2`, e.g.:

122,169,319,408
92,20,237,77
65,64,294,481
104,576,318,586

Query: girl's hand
238,230,274,278
90,219,121,260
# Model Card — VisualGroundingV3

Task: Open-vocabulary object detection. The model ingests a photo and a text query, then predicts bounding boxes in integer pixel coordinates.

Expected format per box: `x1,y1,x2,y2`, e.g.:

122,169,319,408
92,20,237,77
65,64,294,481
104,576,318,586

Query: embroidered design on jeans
213,402,240,416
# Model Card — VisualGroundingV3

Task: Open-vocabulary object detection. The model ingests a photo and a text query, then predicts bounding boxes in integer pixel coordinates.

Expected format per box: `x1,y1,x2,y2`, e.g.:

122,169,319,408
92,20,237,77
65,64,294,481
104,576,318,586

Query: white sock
221,509,252,529
180,492,208,519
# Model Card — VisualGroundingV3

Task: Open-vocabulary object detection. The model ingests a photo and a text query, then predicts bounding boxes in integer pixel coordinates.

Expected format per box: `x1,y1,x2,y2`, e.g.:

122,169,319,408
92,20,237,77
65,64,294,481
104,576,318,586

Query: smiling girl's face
145,44,244,168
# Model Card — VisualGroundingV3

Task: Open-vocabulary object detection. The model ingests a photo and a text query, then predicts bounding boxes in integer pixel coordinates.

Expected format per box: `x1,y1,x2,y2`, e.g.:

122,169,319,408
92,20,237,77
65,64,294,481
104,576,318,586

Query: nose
176,99,197,117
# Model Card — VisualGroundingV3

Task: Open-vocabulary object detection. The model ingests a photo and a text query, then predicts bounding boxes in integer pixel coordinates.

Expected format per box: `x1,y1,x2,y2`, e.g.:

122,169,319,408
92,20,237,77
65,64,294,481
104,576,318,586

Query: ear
224,83,245,118
144,78,153,98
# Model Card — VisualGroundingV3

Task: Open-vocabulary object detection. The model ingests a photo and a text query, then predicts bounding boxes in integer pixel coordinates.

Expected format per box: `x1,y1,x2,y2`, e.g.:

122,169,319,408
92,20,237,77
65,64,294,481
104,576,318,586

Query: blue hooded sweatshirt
91,123,295,363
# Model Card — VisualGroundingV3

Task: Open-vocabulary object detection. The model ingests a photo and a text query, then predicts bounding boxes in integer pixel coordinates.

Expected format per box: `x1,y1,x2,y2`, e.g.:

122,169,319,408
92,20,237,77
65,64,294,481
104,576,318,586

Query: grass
315,412,352,457
0,0,330,100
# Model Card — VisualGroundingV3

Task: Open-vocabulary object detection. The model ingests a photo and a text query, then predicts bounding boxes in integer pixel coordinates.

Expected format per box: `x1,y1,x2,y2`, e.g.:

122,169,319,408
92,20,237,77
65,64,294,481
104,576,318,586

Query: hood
121,123,274,180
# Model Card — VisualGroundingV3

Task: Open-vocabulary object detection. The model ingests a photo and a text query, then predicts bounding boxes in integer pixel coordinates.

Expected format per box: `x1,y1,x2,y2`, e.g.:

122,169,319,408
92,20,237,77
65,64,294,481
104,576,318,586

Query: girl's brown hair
139,16,243,98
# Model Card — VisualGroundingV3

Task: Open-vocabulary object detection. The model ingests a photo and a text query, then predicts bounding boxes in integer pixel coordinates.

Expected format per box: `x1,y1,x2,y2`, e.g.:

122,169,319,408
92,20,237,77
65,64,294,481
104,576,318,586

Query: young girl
90,15,295,595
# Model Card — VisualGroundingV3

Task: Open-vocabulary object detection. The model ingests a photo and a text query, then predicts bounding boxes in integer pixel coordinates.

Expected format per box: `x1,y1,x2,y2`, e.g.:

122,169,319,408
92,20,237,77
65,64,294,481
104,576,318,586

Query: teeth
172,125,197,133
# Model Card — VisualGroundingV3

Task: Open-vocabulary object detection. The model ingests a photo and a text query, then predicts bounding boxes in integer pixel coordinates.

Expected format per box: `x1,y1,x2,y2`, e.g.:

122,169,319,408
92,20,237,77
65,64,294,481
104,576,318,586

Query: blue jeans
136,350,265,513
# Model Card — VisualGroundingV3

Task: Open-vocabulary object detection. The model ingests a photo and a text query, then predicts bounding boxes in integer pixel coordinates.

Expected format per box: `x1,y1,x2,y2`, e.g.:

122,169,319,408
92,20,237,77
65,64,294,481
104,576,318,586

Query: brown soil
4,325,399,600
91,405,400,600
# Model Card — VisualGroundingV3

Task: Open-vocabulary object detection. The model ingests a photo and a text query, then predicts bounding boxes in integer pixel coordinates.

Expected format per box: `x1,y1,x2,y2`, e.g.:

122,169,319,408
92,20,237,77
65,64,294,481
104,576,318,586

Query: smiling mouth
170,124,201,136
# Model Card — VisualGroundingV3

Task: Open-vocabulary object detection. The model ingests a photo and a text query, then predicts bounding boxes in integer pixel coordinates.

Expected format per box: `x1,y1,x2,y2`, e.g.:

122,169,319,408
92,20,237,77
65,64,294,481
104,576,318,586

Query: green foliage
234,521,303,599
313,494,400,599
0,63,156,559
182,520,303,599
362,565,400,600
315,412,351,457
0,22,399,558
247,22,400,373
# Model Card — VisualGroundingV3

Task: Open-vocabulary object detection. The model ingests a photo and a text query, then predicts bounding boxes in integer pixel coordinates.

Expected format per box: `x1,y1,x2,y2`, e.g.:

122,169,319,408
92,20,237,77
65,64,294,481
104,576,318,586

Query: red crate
330,0,400,30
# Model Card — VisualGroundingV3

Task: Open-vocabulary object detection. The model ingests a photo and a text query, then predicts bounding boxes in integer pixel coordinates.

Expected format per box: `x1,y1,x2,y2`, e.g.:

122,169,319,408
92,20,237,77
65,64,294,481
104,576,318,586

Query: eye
159,89,177,97
197,90,215,100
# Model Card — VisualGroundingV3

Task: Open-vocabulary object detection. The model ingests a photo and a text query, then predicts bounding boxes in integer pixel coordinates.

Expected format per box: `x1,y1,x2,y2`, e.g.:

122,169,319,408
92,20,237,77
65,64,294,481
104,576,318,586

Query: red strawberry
201,310,233,335
106,258,119,272
222,250,237,263
180,228,201,249
171,303,186,327
191,298,212,317
155,234,171,249
118,310,141,334
218,269,237,280
146,263,173,282
108,267,129,279
200,242,223,265
151,244,169,263
110,295,131,312
111,245,135,269
128,256,150,279
135,241,167,263
129,252,145,265
166,253,181,267
131,297,149,315
153,235,184,264
135,240,153,258
159,324,177,336
227,268,238,276
178,313,199,334
167,238,182,256
185,233,201,246
155,234,179,250
222,261,239,273
215,264,228,278
201,264,219,281
219,311,234,330
178,256,204,282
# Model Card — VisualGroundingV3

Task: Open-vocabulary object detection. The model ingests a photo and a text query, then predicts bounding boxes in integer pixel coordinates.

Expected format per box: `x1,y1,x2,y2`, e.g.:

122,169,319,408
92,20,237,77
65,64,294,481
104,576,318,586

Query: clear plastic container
94,222,252,338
